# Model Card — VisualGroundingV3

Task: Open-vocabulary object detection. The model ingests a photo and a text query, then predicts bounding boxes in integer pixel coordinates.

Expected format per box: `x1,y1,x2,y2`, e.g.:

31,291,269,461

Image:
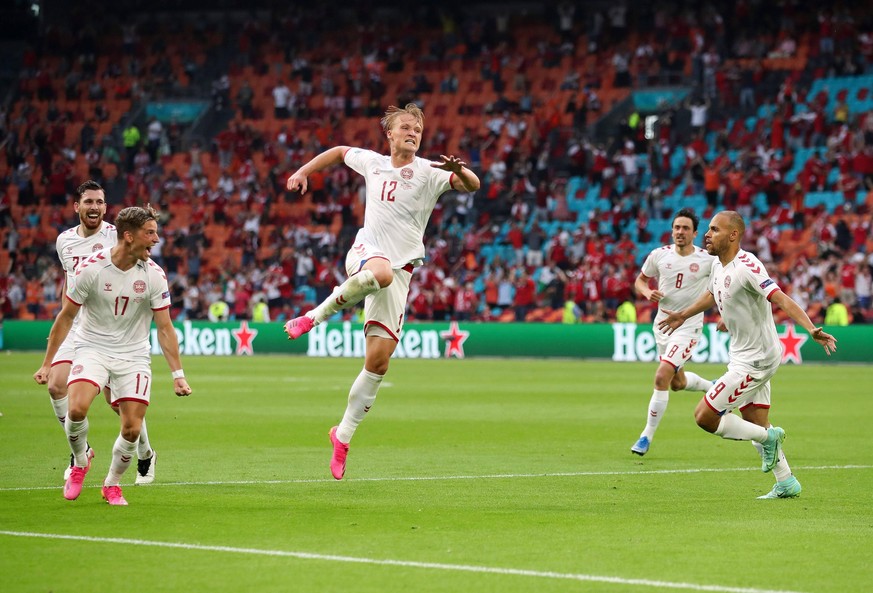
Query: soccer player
283,103,480,479
630,208,715,456
34,205,192,505
47,180,159,485
658,211,836,499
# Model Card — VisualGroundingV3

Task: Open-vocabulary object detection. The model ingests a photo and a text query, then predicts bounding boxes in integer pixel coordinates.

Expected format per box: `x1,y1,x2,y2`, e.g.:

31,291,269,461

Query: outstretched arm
33,297,79,384
770,290,837,354
286,146,350,194
154,308,193,396
657,291,716,335
433,155,481,192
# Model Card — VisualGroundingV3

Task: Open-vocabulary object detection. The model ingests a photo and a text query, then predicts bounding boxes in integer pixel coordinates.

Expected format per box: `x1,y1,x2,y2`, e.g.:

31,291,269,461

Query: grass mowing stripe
0,530,809,593
2,464,870,492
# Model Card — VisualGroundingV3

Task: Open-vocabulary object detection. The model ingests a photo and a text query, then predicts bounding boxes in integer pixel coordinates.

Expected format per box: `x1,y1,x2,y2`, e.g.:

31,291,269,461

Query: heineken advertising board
2,320,868,364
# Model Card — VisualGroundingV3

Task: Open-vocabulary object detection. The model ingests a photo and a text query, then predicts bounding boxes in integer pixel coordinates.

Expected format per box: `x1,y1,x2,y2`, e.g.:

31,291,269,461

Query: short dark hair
673,208,700,231
115,205,158,237
75,180,104,202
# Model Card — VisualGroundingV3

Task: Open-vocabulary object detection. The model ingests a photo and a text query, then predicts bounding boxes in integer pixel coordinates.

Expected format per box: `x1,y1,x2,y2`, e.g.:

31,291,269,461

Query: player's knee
373,268,394,288
121,426,141,442
694,408,718,432
47,382,66,399
365,355,391,376
670,376,687,391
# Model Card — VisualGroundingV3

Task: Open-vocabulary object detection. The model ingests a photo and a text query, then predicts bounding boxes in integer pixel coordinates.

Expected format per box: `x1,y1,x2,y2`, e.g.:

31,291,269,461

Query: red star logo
231,320,258,356
778,324,808,364
440,321,469,359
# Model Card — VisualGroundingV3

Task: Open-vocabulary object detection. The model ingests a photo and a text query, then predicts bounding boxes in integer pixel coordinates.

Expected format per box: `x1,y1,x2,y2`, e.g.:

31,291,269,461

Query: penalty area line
0,464,870,492
0,530,809,593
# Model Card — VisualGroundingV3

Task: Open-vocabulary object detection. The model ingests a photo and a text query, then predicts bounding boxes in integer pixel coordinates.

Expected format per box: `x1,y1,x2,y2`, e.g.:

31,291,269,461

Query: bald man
658,211,836,499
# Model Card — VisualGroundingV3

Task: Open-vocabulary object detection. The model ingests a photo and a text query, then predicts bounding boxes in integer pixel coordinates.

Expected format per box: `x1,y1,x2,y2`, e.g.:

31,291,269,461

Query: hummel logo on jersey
104,283,112,291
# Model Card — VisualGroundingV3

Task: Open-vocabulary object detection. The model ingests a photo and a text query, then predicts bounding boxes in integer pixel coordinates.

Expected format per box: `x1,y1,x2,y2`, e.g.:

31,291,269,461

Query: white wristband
171,370,185,379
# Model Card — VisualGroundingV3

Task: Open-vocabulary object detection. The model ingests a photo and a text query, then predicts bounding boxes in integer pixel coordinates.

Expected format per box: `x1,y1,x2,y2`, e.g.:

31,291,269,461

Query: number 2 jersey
66,248,171,360
641,244,715,333
55,222,118,334
343,148,454,268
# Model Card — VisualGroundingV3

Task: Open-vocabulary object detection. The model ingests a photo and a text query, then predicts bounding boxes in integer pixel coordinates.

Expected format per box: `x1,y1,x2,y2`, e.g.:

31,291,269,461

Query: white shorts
68,348,152,406
654,325,702,370
703,362,777,414
345,241,413,342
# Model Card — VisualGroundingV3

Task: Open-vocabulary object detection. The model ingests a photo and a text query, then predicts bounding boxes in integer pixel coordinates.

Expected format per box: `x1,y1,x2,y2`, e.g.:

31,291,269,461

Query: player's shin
137,418,152,459
642,390,669,439
310,270,381,324
104,435,137,486
336,369,383,443
683,372,713,392
65,417,90,466
715,413,768,441
51,395,68,427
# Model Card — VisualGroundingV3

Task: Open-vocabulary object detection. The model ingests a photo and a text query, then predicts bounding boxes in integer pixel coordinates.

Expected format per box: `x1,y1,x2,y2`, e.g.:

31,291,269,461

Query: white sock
752,433,793,481
65,417,90,466
773,448,793,481
310,270,381,325
104,435,137,487
715,413,768,442
641,389,669,440
137,418,152,460
51,395,68,427
683,372,713,392
336,369,383,443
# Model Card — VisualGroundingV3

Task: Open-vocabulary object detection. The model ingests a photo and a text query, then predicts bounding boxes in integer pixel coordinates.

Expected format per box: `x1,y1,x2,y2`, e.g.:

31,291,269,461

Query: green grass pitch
0,352,870,593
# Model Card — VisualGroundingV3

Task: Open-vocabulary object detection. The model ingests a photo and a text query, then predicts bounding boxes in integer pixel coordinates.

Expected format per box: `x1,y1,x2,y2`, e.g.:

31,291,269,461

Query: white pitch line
0,465,869,492
0,530,809,593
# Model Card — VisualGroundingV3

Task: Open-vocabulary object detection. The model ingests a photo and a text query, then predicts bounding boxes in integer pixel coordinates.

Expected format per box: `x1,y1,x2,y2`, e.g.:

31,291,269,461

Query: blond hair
116,205,159,238
380,103,424,133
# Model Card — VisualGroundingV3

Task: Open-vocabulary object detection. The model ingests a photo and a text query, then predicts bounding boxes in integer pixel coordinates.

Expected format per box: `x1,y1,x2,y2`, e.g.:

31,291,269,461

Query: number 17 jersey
67,249,171,360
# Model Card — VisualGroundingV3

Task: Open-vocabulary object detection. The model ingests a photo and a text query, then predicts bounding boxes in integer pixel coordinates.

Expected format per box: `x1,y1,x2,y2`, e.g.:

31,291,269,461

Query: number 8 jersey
66,248,171,360
641,244,715,333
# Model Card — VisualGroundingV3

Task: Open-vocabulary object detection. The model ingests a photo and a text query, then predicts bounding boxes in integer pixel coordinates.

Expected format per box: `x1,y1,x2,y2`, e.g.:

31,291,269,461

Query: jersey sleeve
640,249,660,279
343,148,377,176
427,161,454,197
67,258,97,305
737,252,781,300
147,260,171,310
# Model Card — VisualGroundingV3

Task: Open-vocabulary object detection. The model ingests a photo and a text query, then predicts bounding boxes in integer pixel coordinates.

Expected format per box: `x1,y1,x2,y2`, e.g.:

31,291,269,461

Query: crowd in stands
1,1,872,328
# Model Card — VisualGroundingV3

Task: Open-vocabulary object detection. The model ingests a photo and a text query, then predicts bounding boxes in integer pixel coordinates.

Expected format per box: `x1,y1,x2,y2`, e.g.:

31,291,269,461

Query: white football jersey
67,248,171,360
56,222,118,333
642,244,715,331
343,148,454,268
709,249,782,370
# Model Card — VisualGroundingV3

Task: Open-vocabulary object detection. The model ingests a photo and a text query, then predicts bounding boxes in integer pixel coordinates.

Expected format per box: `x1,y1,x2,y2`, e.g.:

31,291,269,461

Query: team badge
71,365,83,375
724,276,732,288
690,263,699,272
104,283,112,291
400,167,414,180
133,280,147,294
